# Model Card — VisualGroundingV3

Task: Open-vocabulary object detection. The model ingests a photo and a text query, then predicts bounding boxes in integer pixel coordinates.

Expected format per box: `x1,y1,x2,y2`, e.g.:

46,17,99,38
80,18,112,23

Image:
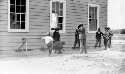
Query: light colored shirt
41,36,53,44
51,13,57,28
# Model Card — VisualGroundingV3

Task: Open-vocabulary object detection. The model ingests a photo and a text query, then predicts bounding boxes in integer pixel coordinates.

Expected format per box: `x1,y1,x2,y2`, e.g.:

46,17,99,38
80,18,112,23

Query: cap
55,27,59,31
104,27,108,30
107,27,110,30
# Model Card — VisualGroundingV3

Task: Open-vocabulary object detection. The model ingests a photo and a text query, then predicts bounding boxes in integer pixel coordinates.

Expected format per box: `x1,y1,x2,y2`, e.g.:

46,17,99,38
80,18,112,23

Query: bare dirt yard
0,34,125,74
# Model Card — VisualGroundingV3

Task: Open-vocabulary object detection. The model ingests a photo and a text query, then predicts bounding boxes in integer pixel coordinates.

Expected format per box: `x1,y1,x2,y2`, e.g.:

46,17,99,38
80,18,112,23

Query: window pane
60,3,63,9
15,22,20,29
58,17,63,23
58,24,63,30
10,5,15,12
91,7,94,18
52,2,56,12
51,1,65,31
89,7,92,12
10,13,16,29
56,11,59,15
95,7,97,19
89,19,91,22
16,0,21,5
60,10,63,16
92,13,94,19
21,0,26,5
16,6,21,13
17,14,20,21
10,13,15,27
21,22,25,29
10,0,27,30
10,0,15,4
56,2,59,12
10,23,15,29
10,13,15,22
89,13,91,18
21,14,25,21
21,6,26,13
89,19,97,31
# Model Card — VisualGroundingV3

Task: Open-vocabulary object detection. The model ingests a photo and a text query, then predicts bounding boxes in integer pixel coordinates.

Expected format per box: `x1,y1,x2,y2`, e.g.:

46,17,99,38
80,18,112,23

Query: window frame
88,4,100,33
50,0,66,33
8,0,29,32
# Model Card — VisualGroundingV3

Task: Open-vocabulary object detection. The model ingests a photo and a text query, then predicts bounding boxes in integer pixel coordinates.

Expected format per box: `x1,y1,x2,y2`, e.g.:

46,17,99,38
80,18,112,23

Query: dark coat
53,31,60,41
96,31,103,40
75,29,79,39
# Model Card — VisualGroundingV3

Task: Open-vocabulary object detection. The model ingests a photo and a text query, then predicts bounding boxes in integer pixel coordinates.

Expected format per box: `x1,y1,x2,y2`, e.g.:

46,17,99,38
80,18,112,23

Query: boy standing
94,28,103,48
103,27,113,51
41,32,53,55
72,26,80,49
103,27,109,50
78,24,87,54
108,27,113,48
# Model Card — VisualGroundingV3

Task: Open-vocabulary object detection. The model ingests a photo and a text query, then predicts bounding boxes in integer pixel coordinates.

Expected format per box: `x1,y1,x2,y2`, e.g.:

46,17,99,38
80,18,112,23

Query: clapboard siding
65,0,107,47
0,0,107,50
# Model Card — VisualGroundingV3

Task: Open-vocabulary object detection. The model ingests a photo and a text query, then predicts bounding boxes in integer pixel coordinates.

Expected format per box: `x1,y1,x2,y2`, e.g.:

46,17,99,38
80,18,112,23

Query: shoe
84,52,87,54
93,46,96,48
107,48,110,51
72,47,75,49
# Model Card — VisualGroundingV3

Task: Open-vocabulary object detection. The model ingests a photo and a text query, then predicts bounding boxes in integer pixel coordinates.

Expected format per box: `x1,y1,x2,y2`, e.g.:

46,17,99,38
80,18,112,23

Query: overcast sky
108,0,125,29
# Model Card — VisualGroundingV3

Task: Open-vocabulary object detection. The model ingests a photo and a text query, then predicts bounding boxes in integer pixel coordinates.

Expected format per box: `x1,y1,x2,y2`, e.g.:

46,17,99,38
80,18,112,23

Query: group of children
94,27,113,51
41,27,63,55
102,27,113,50
72,24,87,54
42,24,113,56
73,25,113,51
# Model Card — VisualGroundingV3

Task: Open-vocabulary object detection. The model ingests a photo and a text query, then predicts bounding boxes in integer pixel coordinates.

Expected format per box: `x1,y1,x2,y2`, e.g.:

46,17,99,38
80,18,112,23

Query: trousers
80,39,87,54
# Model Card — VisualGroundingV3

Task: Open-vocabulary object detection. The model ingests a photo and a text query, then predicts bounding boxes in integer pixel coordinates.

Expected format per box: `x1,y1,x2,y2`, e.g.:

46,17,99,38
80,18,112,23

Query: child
103,27,112,51
72,26,80,49
41,32,53,55
78,24,87,54
103,27,109,50
53,41,65,54
108,27,113,48
53,27,60,42
94,28,103,48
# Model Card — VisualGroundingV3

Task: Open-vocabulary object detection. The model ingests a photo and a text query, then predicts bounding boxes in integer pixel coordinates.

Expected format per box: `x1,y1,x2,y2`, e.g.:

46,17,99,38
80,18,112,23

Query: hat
55,27,59,31
46,32,50,36
107,27,110,30
78,24,83,28
104,27,108,30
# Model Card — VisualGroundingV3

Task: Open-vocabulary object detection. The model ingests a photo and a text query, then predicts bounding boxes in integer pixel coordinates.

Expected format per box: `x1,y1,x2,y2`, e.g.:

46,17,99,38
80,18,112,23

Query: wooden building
0,0,107,50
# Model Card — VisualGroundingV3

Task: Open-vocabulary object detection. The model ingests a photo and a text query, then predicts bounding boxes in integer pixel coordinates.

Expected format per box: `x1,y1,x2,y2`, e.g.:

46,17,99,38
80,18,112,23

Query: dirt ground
0,34,125,74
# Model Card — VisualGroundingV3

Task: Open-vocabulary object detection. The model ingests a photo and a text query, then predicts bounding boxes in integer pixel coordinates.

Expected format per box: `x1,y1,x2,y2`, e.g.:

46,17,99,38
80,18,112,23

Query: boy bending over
41,32,53,55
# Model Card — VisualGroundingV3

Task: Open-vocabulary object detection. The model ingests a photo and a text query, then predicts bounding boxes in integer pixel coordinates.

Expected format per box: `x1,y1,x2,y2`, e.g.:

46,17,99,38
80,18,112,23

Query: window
88,4,100,33
8,0,29,32
50,0,66,33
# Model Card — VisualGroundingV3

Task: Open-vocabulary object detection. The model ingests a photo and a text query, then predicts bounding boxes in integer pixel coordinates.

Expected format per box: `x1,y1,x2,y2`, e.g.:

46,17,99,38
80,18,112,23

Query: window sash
8,0,29,32
88,4,100,33
50,0,66,33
